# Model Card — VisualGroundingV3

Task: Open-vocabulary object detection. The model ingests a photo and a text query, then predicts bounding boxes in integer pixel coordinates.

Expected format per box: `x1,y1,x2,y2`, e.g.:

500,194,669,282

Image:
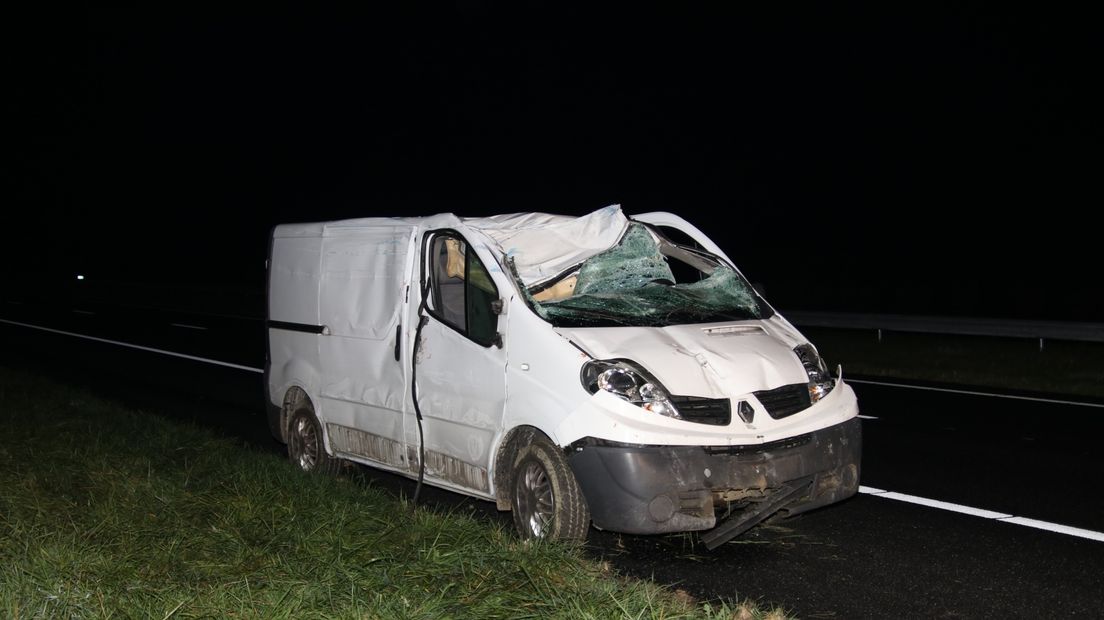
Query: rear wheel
287,406,340,475
511,438,590,541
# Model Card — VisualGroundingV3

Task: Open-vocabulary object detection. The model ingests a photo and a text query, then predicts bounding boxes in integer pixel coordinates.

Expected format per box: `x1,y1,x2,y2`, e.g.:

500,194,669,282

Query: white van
265,205,860,549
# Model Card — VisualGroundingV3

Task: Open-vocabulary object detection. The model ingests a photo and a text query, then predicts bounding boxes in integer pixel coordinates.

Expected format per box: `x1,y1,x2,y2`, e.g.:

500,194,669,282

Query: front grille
669,395,731,426
754,383,812,419
703,432,812,456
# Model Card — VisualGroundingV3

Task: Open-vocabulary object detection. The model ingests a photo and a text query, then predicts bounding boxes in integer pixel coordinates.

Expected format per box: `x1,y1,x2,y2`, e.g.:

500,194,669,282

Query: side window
428,234,499,346
431,237,467,328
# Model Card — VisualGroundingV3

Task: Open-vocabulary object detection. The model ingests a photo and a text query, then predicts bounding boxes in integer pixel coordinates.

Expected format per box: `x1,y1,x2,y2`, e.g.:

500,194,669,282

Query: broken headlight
580,360,681,419
794,343,835,403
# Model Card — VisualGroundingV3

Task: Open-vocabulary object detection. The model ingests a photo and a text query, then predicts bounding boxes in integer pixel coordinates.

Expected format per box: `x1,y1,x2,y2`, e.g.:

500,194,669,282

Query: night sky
9,5,1102,320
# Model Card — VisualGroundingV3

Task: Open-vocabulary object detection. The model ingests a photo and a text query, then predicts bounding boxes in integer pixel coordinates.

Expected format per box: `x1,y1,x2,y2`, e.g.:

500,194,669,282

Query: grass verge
0,366,788,619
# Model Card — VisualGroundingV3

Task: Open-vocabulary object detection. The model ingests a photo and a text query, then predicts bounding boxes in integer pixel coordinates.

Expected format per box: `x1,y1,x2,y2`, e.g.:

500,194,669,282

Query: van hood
556,319,810,398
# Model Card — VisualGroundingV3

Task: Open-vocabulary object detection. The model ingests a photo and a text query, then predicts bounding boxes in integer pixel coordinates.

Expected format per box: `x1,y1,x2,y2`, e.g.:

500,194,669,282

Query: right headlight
580,360,681,419
793,343,835,403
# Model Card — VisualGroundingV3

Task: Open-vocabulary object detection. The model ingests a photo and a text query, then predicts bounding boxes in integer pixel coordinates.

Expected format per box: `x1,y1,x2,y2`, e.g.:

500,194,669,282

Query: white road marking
858,486,1104,543
847,378,1104,409
999,517,1104,542
857,415,879,420
0,318,263,374
170,323,208,330
860,487,1013,519
72,309,96,315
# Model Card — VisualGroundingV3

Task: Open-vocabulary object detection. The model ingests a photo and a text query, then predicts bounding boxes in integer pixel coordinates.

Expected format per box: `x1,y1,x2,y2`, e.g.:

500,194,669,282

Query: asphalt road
3,302,1103,618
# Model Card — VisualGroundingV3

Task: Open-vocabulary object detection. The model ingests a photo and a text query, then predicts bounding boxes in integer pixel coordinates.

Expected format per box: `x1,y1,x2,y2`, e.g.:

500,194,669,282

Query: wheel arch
492,425,553,511
267,354,324,442
279,385,315,443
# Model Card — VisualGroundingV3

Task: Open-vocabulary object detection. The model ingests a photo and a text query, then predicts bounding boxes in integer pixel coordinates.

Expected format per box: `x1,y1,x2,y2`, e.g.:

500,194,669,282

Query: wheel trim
292,416,319,471
516,461,555,537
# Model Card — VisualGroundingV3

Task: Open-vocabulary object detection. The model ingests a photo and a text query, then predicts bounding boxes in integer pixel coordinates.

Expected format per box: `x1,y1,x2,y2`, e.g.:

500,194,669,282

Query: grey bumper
566,417,862,535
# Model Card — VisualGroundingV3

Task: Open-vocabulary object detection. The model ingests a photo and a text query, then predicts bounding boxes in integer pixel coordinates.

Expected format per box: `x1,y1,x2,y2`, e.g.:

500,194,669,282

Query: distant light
76,275,85,281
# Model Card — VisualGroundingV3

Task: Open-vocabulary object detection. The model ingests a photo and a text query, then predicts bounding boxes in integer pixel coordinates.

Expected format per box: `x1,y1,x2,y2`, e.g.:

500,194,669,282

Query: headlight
581,360,681,419
793,344,835,403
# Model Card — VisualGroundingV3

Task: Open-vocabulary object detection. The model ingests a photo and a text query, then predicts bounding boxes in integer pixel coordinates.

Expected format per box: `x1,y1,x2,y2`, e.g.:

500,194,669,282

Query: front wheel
287,406,340,475
511,438,590,541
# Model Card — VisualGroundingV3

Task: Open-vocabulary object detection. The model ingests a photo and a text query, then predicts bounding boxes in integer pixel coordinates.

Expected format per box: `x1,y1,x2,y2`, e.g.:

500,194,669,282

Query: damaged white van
265,205,860,549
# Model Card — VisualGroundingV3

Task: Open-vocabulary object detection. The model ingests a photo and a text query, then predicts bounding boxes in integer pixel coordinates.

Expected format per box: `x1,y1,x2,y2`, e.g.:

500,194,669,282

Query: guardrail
782,311,1104,348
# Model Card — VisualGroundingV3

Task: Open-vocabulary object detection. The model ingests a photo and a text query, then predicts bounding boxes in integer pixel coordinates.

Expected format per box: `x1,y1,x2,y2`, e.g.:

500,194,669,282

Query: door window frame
421,229,501,348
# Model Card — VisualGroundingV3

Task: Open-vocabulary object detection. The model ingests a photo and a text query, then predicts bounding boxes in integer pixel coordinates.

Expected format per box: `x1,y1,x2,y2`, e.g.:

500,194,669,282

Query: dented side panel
316,226,416,467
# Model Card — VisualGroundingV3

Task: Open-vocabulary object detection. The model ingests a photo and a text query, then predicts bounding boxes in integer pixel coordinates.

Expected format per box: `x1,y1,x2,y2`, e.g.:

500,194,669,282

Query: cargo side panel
318,225,416,470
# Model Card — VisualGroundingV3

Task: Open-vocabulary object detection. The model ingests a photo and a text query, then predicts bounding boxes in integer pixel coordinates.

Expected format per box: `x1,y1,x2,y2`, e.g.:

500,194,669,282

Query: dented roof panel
464,205,630,287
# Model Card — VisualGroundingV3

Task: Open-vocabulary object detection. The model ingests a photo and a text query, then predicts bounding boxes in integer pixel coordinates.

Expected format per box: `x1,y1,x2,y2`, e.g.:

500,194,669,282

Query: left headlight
580,360,681,419
793,344,835,403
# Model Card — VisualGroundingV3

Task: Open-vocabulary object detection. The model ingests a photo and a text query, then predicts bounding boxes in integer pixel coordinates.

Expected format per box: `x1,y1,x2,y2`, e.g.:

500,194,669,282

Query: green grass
804,327,1104,400
0,366,789,619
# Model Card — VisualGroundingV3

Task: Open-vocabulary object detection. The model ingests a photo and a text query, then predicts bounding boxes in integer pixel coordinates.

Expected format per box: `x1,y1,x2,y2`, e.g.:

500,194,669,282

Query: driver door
408,231,507,495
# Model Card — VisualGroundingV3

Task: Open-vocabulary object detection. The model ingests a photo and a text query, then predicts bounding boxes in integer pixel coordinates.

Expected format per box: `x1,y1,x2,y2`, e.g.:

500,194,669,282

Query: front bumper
566,417,862,535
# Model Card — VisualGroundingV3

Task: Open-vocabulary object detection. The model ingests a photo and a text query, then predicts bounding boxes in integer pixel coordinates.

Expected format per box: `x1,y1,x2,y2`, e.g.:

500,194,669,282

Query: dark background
7,4,1101,320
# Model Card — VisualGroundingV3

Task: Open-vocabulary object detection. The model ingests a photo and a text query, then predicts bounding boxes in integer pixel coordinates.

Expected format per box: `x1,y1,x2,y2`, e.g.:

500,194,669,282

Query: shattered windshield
523,223,771,327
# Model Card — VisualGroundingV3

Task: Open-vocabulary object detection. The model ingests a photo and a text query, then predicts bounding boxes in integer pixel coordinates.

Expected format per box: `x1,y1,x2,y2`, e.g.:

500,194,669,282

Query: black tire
287,406,341,475
511,438,590,541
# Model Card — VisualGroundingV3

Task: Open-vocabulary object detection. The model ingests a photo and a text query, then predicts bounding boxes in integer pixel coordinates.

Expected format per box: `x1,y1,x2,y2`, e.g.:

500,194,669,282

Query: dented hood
557,320,810,398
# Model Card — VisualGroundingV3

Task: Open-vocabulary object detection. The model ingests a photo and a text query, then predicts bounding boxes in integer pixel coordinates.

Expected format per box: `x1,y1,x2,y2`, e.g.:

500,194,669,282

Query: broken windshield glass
525,223,771,328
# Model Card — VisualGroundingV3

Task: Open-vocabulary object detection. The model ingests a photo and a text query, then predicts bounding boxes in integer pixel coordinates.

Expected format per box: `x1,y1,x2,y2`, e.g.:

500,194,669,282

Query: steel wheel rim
516,461,554,537
291,415,319,471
